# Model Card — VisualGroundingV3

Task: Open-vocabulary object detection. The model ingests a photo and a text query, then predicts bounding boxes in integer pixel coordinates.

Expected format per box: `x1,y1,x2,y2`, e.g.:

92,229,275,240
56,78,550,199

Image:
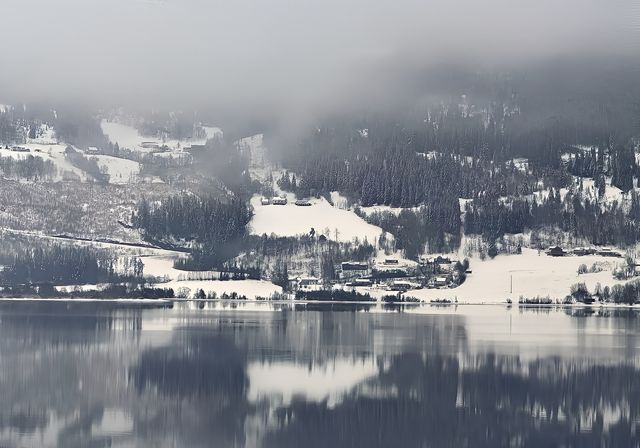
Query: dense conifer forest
270,64,640,254
134,194,253,268
0,239,143,286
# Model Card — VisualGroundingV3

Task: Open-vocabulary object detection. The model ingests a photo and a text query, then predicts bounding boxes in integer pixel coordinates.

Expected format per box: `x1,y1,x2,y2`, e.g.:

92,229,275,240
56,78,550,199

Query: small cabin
384,258,400,265
295,199,311,206
350,278,373,287
340,262,370,280
260,198,270,206
10,146,29,152
547,246,566,257
434,277,448,287
389,280,412,291
341,262,369,271
597,247,622,257
271,196,287,205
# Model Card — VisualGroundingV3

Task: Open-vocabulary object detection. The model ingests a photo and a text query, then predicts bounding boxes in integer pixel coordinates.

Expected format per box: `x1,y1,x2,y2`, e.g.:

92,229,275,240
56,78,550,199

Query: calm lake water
0,301,639,448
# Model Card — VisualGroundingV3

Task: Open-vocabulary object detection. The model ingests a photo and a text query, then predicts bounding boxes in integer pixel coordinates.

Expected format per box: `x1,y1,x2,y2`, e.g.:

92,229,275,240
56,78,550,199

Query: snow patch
160,279,282,299
250,195,383,243
101,120,215,154
403,248,631,303
0,144,88,181
87,154,140,184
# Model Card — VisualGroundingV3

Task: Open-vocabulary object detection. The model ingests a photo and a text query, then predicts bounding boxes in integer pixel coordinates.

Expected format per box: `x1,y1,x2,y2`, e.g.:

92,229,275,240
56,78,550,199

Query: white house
297,277,322,292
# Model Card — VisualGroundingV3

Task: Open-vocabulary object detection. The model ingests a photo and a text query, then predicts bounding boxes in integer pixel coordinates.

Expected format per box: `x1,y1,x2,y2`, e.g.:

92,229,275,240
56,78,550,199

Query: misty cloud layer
0,0,635,115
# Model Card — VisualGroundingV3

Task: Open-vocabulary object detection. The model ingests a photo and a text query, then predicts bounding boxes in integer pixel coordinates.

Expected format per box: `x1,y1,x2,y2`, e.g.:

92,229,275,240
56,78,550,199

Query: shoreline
0,297,173,304
0,297,638,310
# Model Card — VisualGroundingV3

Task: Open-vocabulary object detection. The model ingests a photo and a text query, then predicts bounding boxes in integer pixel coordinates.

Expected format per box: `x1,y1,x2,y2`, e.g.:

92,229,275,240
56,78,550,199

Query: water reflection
0,302,638,447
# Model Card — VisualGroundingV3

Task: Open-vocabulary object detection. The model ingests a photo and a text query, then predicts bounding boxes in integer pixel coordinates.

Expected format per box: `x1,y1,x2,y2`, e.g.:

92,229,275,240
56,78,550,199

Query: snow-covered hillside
0,145,88,181
88,154,140,184
0,122,145,184
142,254,282,299
0,144,145,185
249,195,384,244
401,248,631,303
101,120,220,153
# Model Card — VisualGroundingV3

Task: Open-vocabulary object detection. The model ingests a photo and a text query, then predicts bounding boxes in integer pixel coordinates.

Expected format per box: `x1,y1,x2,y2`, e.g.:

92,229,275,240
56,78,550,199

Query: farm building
296,276,322,292
546,246,566,257
271,196,287,205
340,261,370,279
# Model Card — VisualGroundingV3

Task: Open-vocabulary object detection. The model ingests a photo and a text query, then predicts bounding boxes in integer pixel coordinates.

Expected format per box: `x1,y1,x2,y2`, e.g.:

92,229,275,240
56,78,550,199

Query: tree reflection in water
0,305,638,447
129,333,249,447
263,354,640,448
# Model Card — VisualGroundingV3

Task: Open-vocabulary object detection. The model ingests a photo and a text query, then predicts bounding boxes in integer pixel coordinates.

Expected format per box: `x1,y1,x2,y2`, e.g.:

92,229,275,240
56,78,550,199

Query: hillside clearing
249,195,384,244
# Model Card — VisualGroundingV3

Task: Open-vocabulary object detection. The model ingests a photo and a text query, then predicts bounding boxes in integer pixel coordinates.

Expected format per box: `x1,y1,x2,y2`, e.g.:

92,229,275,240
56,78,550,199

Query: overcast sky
0,0,635,115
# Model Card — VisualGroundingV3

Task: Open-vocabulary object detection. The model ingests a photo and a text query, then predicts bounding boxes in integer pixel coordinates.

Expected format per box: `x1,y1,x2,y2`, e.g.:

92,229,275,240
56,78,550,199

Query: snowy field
0,124,140,184
142,254,282,299
249,195,384,243
88,154,140,184
0,144,88,181
141,255,188,280
400,248,631,303
101,120,221,153
159,279,282,300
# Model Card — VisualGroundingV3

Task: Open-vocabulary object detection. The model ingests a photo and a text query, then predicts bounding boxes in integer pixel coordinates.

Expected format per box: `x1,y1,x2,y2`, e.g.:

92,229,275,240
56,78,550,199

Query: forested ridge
134,194,252,268
0,240,143,285
271,63,640,254
0,155,57,180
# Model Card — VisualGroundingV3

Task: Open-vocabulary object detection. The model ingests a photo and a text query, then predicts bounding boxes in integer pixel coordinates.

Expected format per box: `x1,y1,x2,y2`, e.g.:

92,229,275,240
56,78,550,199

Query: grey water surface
0,301,638,448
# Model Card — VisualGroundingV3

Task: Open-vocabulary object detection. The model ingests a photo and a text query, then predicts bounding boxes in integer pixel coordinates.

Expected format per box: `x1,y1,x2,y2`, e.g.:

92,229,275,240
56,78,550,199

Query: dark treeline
0,243,143,286
359,206,460,257
248,234,374,261
569,279,640,305
295,289,376,302
464,189,640,246
278,151,540,207
134,194,252,268
565,143,638,193
64,146,109,183
0,284,174,299
0,155,57,180
240,234,377,283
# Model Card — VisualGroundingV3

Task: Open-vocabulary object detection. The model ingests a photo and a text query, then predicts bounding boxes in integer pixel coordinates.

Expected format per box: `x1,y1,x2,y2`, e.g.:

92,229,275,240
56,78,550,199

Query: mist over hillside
0,0,639,305
3,4,640,446
0,0,636,124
